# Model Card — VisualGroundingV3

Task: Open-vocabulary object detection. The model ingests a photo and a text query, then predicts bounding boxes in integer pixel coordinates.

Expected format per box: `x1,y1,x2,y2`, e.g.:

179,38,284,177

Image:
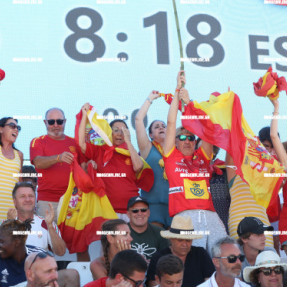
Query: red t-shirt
30,135,76,202
84,277,108,287
85,143,140,213
163,146,215,217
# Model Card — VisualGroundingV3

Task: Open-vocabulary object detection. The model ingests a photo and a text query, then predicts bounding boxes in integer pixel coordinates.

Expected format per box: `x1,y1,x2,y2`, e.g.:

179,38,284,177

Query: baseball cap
237,217,273,237
127,196,149,210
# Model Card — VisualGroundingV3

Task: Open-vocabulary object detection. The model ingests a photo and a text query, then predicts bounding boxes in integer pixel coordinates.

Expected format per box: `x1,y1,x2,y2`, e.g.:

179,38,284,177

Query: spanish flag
57,107,118,253
180,91,285,213
253,67,287,100
57,151,117,253
75,105,154,191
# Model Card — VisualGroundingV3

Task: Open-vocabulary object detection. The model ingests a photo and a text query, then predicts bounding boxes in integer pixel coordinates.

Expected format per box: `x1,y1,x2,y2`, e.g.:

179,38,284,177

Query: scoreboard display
0,0,287,159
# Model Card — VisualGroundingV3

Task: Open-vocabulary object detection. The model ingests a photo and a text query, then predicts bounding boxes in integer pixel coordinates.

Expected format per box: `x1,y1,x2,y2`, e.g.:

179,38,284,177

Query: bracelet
56,154,60,162
273,111,279,115
175,89,180,93
146,97,152,104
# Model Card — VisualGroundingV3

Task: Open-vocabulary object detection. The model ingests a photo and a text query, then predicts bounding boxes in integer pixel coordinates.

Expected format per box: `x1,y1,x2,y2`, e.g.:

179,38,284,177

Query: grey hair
211,236,240,258
45,108,65,120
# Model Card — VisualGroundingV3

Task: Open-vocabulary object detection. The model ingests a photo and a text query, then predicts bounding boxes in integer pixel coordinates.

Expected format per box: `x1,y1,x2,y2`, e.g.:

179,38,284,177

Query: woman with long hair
135,91,171,228
90,219,132,280
0,117,23,220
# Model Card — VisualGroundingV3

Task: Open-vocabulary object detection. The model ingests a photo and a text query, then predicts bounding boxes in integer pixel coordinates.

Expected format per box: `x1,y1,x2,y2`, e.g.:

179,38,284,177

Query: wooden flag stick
172,0,185,112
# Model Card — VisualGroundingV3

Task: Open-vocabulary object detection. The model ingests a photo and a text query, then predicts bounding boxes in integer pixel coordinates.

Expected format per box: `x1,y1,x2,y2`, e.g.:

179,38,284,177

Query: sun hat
160,215,203,240
243,251,287,282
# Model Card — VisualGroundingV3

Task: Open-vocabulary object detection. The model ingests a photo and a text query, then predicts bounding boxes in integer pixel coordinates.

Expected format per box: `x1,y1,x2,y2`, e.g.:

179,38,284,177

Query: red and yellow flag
57,153,117,253
76,105,154,191
253,66,287,100
181,91,285,211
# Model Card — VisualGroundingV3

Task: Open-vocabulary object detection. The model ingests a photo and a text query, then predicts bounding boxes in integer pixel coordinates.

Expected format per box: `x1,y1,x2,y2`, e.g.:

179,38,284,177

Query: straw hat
243,251,287,283
160,215,203,240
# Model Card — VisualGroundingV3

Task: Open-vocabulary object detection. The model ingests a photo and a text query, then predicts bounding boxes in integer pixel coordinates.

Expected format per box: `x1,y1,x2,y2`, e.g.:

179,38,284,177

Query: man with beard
197,236,249,287
30,108,75,222
14,251,59,287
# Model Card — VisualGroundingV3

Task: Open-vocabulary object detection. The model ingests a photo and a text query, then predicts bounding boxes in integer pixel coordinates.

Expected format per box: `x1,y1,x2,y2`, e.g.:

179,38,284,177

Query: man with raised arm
162,71,226,255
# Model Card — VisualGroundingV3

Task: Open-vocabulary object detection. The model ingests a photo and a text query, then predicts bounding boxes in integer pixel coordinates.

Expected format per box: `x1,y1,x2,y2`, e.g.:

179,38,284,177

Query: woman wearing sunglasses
243,250,287,287
0,117,23,220
135,91,172,228
90,219,133,280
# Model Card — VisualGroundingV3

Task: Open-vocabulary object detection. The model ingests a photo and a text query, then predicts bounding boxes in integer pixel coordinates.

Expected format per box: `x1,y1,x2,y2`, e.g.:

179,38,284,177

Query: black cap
237,217,274,237
127,196,149,209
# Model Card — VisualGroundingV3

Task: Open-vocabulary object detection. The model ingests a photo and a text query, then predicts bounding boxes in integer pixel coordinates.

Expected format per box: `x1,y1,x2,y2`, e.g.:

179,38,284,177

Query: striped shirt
228,175,273,247
0,147,21,220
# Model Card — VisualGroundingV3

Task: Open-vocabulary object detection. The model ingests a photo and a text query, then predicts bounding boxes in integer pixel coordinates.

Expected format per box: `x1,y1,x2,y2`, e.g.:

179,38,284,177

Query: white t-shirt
197,272,250,287
25,214,62,251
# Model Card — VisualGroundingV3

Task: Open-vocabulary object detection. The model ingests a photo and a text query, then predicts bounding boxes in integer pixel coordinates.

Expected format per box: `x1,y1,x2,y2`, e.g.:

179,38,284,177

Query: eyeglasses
46,119,65,125
215,254,245,263
131,208,148,214
123,274,145,287
258,266,284,276
29,251,54,269
4,123,21,131
177,135,195,142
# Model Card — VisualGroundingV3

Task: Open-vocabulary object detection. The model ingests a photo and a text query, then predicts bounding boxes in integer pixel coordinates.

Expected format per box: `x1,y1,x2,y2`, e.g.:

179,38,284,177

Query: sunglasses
259,266,284,276
215,254,245,263
177,135,195,141
123,274,145,287
4,123,21,131
131,208,148,214
46,119,65,125
29,251,54,269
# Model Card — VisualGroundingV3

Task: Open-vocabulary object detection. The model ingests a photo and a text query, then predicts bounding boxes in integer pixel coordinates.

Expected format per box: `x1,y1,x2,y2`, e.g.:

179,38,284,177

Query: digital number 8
186,14,224,67
64,8,106,62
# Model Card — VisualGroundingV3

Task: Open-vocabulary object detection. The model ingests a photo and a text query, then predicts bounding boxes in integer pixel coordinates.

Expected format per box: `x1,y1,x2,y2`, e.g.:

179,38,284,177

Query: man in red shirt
30,108,75,221
163,71,227,255
84,250,147,287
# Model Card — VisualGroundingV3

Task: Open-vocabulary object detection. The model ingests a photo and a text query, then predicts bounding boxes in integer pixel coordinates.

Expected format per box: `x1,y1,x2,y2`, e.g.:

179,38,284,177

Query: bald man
13,252,59,287
13,252,79,287
30,108,76,220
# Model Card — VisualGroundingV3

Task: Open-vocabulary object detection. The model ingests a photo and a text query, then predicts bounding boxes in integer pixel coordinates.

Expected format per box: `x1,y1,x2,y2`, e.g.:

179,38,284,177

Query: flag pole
172,0,185,112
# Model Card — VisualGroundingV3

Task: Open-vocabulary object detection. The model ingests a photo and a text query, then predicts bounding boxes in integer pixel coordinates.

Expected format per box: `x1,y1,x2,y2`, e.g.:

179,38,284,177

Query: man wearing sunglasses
13,251,59,287
162,71,227,255
84,250,147,287
30,108,76,221
127,196,169,262
197,236,249,287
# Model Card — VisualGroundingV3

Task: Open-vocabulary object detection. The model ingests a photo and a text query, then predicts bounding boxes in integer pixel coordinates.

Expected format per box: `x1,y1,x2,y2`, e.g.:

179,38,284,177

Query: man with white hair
30,107,75,220
197,236,249,287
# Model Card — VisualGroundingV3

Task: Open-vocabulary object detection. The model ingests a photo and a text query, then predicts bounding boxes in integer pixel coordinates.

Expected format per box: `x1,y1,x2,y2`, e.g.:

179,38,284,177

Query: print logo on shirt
131,243,156,260
125,158,132,165
184,179,209,199
1,269,8,283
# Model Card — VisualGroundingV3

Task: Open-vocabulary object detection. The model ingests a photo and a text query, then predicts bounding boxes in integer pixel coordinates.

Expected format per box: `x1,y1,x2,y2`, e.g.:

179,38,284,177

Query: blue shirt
0,245,44,287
